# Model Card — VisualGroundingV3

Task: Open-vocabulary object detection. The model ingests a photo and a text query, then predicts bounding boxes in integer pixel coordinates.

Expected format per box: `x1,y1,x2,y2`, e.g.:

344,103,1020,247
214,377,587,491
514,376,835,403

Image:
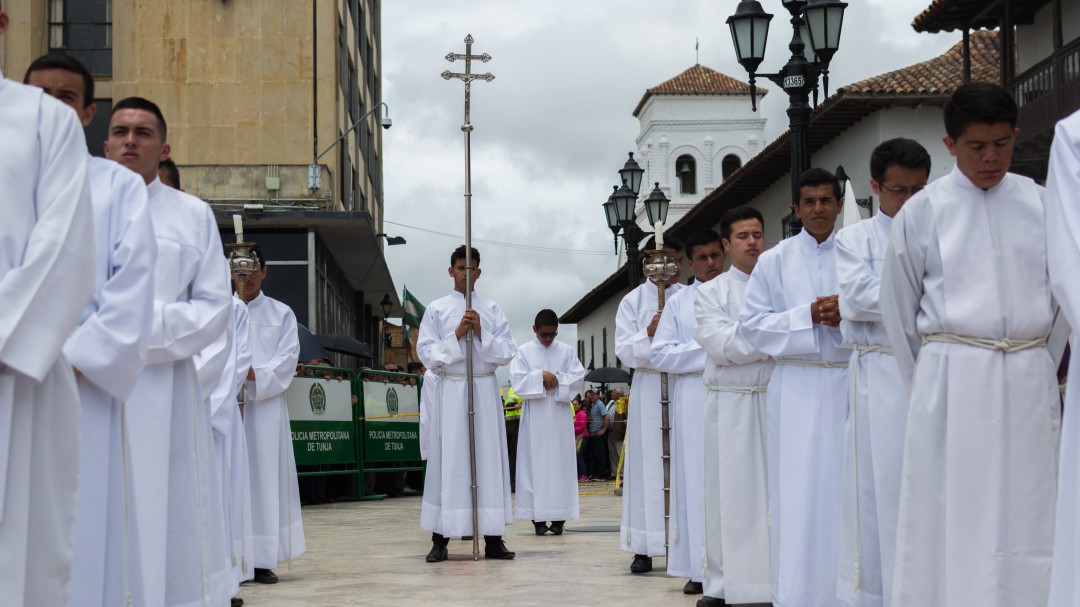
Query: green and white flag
402,287,426,329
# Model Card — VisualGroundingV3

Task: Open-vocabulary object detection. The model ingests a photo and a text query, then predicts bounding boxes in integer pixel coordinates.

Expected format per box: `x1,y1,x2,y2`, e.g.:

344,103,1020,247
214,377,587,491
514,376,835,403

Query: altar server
105,96,232,607
510,309,585,535
694,206,774,606
418,246,518,562
741,168,851,607
0,14,96,605
235,246,305,583
650,229,725,595
616,236,683,574
25,53,157,607
882,82,1067,607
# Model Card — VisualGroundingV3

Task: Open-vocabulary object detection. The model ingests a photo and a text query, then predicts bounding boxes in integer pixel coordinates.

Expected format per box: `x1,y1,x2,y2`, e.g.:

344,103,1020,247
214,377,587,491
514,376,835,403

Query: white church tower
632,64,767,227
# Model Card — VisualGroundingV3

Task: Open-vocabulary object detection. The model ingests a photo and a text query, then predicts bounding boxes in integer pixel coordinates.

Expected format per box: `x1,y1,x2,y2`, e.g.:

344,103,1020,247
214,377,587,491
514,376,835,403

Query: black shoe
695,597,726,607
253,568,278,584
549,520,565,535
426,541,448,562
533,521,549,535
483,536,516,560
231,598,245,607
630,554,652,573
684,580,704,595
461,535,473,541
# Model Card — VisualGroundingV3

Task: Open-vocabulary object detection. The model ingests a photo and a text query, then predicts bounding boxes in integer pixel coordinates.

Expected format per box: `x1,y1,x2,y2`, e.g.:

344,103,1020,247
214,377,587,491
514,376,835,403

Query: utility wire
384,220,614,256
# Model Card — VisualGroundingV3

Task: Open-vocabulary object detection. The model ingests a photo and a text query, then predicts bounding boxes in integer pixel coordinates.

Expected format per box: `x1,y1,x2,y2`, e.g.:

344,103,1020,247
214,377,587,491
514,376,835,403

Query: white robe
418,290,517,538
650,281,707,582
694,267,775,604
194,295,255,594
510,338,585,522
741,228,851,607
0,74,96,607
834,212,906,607
65,156,156,607
881,166,1067,607
616,279,683,558
127,177,232,607
243,292,305,567
1047,109,1080,607
419,370,437,461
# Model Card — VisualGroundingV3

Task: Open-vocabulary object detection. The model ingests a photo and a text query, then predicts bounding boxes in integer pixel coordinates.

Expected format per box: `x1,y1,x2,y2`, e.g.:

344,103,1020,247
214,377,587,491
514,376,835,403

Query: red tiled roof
838,29,999,96
632,64,764,117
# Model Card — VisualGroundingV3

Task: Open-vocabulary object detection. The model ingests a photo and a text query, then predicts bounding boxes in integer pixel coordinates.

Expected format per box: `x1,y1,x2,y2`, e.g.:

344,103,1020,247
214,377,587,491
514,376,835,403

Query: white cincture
438,371,497,380
853,344,893,355
776,359,849,368
922,333,1047,352
675,371,704,378
706,384,768,394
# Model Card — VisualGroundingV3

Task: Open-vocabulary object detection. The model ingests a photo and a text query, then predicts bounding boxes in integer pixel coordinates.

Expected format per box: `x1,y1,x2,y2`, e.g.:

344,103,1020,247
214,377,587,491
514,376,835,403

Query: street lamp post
727,0,847,235
603,153,671,294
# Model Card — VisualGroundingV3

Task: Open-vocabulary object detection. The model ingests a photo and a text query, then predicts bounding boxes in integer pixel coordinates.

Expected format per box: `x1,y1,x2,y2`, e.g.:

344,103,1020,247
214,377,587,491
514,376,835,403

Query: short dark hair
794,168,841,204
869,138,932,183
23,53,94,107
249,243,265,268
158,157,181,189
112,96,168,140
683,229,722,258
720,205,765,241
450,245,480,267
534,308,559,328
642,235,684,254
944,82,1017,140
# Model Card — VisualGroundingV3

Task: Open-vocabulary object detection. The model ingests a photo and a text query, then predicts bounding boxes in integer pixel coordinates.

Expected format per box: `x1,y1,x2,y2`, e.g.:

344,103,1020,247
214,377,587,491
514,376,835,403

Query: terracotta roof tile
632,64,763,116
913,0,1049,33
836,29,999,97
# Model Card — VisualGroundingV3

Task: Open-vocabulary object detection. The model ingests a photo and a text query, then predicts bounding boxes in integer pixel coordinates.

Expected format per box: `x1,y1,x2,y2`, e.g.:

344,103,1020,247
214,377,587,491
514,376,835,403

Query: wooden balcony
1009,36,1080,179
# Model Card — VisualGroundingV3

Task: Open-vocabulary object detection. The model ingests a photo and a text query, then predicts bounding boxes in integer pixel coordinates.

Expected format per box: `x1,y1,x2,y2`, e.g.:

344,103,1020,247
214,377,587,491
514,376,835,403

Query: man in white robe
105,97,233,607
694,206,774,607
616,236,684,574
234,245,305,582
510,309,586,535
650,229,725,595
0,26,97,605
741,168,851,607
833,139,931,607
418,246,518,561
881,83,1067,607
195,288,256,604
1046,108,1080,607
25,53,158,607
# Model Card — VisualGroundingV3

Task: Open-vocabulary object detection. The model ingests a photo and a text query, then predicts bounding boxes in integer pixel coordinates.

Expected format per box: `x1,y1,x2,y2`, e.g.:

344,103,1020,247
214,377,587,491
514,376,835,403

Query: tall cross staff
442,34,494,562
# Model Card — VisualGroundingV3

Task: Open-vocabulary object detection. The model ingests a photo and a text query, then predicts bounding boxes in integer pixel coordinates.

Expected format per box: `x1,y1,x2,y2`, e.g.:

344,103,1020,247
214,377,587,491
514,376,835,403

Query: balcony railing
1012,36,1080,144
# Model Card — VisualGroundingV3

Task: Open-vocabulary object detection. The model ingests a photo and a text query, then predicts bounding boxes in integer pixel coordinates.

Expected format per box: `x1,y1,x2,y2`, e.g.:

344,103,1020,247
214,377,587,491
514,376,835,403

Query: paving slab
237,491,698,606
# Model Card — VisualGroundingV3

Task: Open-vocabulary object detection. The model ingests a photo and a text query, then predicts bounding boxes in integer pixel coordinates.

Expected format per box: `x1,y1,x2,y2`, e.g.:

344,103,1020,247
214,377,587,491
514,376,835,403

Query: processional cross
442,34,494,562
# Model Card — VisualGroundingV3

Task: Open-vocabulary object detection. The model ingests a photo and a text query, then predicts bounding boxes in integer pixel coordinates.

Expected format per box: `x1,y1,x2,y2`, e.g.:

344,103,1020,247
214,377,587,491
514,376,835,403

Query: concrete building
563,31,1001,370
2,0,397,366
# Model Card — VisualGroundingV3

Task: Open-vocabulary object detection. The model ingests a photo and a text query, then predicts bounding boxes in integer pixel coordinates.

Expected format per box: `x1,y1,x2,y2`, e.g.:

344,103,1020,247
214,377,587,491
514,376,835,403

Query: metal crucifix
442,34,494,562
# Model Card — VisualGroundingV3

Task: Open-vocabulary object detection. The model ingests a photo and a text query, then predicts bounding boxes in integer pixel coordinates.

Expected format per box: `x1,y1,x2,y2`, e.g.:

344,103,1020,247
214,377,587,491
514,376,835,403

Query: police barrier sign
286,376,355,465
362,380,421,461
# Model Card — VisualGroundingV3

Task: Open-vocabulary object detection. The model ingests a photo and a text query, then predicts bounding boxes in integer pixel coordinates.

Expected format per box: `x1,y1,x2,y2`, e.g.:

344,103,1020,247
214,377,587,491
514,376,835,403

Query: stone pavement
238,489,699,607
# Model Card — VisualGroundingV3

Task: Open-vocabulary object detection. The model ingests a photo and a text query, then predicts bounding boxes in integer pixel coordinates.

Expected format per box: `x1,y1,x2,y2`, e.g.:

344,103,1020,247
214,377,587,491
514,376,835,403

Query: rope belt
675,371,704,378
437,371,496,380
706,384,768,394
922,333,1047,352
633,368,658,374
776,359,849,368
854,344,893,355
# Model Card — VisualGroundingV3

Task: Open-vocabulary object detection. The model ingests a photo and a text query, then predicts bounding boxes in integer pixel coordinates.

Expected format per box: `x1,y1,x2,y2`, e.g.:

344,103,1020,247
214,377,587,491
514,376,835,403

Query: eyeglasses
537,331,558,339
881,184,925,198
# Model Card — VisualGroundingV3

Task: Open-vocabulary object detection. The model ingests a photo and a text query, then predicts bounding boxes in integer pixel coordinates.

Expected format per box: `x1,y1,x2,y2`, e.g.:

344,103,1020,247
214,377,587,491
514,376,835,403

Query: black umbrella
584,367,631,384
297,324,330,362
316,333,374,359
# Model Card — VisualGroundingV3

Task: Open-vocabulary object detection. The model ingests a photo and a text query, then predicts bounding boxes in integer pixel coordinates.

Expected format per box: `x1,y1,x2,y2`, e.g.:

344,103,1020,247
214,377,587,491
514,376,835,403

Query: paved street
238,487,698,607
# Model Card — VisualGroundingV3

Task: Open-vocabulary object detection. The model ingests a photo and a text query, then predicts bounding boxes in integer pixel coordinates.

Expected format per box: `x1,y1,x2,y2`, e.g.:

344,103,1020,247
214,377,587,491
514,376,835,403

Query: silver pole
443,34,494,562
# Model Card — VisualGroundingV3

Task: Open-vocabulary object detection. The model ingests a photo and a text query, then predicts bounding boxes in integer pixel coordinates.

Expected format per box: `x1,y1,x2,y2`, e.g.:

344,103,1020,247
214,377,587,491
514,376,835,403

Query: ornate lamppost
727,0,847,235
603,153,671,294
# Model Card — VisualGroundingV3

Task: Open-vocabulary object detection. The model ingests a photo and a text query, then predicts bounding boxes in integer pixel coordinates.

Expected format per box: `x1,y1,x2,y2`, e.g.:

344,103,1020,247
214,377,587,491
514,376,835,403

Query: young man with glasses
509,309,586,536
834,138,930,607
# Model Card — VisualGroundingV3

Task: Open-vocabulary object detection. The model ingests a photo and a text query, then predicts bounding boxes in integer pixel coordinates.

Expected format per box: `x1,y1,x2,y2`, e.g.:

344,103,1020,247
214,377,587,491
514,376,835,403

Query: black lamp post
727,0,847,236
603,152,671,294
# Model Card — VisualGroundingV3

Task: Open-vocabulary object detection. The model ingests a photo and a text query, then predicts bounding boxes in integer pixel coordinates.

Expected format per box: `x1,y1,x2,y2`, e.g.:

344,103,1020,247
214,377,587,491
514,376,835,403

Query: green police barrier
286,366,360,476
356,369,426,499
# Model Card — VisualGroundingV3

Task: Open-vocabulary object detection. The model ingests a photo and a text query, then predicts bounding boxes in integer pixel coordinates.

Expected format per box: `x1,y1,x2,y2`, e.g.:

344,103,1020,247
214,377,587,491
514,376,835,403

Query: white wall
1017,2,1080,74
576,293,627,372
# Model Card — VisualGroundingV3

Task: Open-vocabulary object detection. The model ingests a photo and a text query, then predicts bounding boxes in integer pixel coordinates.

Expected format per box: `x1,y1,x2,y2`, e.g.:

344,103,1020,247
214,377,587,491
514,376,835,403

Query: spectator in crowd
587,390,611,480
574,397,589,481
607,388,627,482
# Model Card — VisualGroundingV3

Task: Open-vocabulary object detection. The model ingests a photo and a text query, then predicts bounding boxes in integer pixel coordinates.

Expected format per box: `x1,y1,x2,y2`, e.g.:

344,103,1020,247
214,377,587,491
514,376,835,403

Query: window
590,335,595,371
49,0,112,75
677,154,696,195
602,327,608,367
722,154,742,181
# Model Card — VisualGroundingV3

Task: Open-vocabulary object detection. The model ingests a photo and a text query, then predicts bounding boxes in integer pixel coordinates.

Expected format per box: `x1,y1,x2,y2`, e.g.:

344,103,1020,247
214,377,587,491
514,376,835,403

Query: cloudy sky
380,0,962,361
